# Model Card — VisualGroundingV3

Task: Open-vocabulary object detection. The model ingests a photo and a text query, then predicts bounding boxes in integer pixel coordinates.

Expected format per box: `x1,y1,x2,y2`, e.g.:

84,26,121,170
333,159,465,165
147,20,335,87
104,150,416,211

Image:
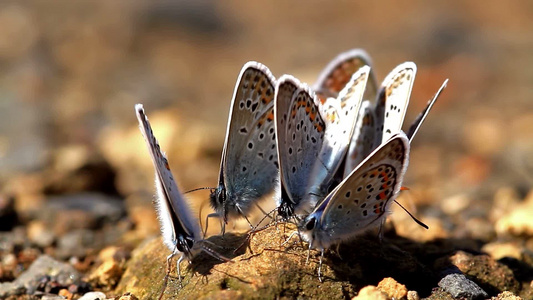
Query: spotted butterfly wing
406,79,448,142
135,104,201,256
307,67,370,204
211,62,279,223
343,100,376,177
314,49,378,104
301,132,409,249
275,76,325,217
373,62,416,145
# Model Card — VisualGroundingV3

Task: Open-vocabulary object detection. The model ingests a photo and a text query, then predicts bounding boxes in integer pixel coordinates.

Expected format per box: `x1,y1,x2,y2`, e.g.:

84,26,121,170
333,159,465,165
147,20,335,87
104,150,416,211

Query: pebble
494,291,521,300
377,277,407,300
118,292,139,300
0,255,83,297
78,291,107,300
27,220,56,248
495,190,533,236
438,273,487,300
482,241,522,260
352,286,389,300
88,259,124,288
407,290,419,300
447,251,520,294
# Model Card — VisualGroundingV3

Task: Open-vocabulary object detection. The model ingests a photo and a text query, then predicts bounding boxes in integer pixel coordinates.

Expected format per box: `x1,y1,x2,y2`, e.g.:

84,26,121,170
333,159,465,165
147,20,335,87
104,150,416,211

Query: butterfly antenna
185,187,216,194
393,199,429,229
198,201,206,239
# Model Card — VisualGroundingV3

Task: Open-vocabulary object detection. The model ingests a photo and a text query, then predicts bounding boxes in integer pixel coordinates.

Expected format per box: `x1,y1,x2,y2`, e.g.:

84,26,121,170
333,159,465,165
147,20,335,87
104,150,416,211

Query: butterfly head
298,213,320,248
277,200,295,220
209,185,228,223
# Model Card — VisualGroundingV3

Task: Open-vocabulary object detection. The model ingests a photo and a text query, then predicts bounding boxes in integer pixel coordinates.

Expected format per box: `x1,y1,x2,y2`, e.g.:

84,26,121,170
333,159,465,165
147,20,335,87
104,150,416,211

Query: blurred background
0,0,532,285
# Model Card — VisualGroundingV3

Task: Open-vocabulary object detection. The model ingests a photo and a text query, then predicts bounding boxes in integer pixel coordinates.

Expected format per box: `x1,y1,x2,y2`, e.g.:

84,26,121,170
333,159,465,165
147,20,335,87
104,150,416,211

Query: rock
440,194,470,216
425,287,454,300
353,286,388,300
78,291,107,300
407,290,420,300
27,220,56,248
43,146,118,195
495,190,533,236
482,241,522,260
0,255,84,297
42,295,67,300
117,292,139,300
446,251,520,295
56,229,97,259
87,247,129,289
115,223,435,299
438,273,487,300
377,277,407,300
493,291,521,300
44,193,125,235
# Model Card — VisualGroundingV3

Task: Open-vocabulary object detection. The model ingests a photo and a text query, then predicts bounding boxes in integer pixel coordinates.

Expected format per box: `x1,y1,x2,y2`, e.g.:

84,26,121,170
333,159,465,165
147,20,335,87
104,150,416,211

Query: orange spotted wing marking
319,133,409,236
314,49,378,105
275,75,325,206
373,62,416,146
220,62,279,213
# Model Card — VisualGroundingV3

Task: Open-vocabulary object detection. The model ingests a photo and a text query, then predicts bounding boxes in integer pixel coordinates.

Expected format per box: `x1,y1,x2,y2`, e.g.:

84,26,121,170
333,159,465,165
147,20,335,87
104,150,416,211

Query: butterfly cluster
135,49,448,285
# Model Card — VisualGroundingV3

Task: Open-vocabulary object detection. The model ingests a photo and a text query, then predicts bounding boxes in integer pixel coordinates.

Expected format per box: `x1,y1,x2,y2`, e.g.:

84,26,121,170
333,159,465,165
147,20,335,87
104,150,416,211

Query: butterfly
343,62,416,176
313,49,378,105
209,62,280,232
299,131,410,280
135,104,226,289
344,63,448,177
274,66,370,219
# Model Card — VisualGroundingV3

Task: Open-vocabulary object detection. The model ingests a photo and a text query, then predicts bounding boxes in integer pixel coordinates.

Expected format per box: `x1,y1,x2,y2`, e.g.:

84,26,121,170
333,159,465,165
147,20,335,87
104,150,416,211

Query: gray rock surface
0,255,83,297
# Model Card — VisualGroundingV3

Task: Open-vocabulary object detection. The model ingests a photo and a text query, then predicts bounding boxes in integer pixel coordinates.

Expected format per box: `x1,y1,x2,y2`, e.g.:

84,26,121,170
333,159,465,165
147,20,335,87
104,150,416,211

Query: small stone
118,292,139,300
353,286,388,300
482,242,522,260
42,295,66,300
495,189,533,236
493,291,521,300
58,288,72,299
377,277,407,300
27,220,55,248
447,251,520,294
56,229,99,259
440,194,470,216
407,290,419,300
0,255,83,297
438,273,487,300
78,291,107,300
88,259,124,288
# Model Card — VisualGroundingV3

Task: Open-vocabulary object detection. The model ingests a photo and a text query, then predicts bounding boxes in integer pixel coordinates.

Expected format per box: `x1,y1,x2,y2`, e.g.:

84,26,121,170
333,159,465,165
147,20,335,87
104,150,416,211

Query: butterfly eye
305,217,317,231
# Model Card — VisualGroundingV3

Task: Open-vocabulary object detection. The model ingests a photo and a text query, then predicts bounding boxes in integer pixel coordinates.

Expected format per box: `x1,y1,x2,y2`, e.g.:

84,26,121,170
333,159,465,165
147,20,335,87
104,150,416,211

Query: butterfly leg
159,251,178,300
204,212,223,236
318,249,325,283
334,243,342,260
378,217,386,242
281,230,300,247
